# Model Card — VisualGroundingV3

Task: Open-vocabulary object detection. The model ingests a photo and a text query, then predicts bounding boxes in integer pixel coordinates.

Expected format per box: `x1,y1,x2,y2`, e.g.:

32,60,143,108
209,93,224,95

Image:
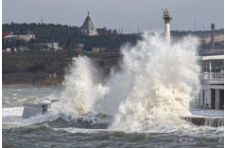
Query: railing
200,72,224,80
210,72,224,80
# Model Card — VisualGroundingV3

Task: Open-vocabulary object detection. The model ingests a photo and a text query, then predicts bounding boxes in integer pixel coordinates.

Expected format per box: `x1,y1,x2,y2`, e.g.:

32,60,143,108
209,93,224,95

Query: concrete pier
22,99,59,118
182,116,224,127
182,109,224,127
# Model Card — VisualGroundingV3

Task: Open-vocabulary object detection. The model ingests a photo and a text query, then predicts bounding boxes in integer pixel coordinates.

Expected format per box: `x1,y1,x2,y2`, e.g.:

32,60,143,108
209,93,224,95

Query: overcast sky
2,0,224,33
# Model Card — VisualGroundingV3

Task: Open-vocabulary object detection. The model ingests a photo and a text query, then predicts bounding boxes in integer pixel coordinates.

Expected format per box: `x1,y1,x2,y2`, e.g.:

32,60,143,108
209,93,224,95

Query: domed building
80,12,98,36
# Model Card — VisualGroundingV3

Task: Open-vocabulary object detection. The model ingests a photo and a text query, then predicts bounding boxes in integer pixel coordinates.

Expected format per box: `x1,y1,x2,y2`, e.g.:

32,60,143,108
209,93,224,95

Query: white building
6,48,17,53
39,42,60,51
80,12,98,36
2,31,14,38
196,55,224,110
13,29,35,42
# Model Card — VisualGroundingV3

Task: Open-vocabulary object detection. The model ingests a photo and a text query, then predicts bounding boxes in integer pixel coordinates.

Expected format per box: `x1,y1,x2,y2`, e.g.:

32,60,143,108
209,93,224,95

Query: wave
52,32,201,130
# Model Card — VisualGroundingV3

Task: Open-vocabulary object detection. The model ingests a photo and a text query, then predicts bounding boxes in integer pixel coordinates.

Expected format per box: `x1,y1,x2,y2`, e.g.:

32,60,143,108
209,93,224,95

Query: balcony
201,72,224,85
210,73,224,80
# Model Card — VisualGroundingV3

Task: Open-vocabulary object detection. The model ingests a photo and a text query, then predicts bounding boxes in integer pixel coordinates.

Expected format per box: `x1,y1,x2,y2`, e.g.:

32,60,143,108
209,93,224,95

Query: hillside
3,23,224,50
2,23,224,86
2,50,122,86
2,23,140,49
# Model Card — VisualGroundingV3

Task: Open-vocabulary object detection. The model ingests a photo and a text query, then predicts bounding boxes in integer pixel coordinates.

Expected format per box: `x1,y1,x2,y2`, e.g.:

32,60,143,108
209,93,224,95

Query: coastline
2,83,63,87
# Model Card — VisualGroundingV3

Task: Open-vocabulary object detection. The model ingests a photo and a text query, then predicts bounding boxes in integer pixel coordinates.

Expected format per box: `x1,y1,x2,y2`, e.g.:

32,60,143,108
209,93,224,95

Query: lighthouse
162,9,172,43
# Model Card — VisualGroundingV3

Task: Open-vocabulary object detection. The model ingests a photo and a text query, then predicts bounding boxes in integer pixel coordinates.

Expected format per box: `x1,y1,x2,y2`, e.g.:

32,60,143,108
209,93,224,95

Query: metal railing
200,72,224,80
210,72,224,80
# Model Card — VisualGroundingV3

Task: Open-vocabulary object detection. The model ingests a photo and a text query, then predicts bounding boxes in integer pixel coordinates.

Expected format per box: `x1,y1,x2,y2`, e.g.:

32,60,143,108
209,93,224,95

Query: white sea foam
53,56,108,115
2,107,59,127
53,32,201,130
108,33,201,130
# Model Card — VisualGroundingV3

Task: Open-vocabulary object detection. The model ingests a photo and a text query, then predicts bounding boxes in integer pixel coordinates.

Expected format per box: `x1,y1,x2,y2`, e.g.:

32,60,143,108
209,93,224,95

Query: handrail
200,72,224,80
211,73,224,80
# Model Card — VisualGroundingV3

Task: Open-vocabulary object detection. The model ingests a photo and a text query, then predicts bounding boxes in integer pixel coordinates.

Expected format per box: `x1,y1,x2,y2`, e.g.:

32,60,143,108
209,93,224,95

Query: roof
14,29,35,35
198,55,224,61
2,31,13,38
80,13,98,35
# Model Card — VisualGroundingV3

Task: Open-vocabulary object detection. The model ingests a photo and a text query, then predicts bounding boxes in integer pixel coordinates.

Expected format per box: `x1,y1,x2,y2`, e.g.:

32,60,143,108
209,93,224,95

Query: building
13,29,35,42
80,12,98,36
2,34,17,52
17,46,28,52
6,48,17,53
39,42,59,50
196,55,224,110
2,31,14,38
199,49,224,56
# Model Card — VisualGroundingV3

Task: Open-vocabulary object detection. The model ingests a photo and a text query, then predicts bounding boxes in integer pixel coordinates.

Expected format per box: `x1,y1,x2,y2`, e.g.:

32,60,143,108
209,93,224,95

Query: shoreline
2,84,63,87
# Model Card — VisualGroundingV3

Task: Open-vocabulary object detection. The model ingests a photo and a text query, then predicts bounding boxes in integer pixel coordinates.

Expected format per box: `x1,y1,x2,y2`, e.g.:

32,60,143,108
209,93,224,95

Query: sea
2,33,224,147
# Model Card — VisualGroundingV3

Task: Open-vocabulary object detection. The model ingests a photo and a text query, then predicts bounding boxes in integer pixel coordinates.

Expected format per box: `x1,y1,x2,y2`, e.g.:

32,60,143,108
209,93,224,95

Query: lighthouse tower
162,9,172,43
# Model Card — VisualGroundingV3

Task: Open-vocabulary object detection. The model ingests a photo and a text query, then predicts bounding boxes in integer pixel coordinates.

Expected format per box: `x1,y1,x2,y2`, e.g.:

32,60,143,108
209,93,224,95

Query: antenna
41,16,44,24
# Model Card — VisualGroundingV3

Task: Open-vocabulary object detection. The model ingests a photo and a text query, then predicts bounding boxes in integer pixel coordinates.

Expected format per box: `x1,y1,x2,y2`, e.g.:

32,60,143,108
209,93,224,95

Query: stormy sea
2,33,224,147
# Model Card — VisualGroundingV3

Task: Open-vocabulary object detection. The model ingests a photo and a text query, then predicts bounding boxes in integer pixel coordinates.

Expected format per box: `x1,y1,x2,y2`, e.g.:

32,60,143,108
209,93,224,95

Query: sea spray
109,33,200,130
54,56,107,115
54,32,200,130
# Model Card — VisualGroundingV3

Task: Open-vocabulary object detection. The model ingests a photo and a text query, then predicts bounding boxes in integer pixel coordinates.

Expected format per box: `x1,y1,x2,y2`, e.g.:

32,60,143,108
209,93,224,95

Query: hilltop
3,23,224,50
2,23,140,50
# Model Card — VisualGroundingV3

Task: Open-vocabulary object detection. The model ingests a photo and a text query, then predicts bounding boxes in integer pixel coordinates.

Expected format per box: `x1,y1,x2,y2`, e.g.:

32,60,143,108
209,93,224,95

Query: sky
2,0,224,33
